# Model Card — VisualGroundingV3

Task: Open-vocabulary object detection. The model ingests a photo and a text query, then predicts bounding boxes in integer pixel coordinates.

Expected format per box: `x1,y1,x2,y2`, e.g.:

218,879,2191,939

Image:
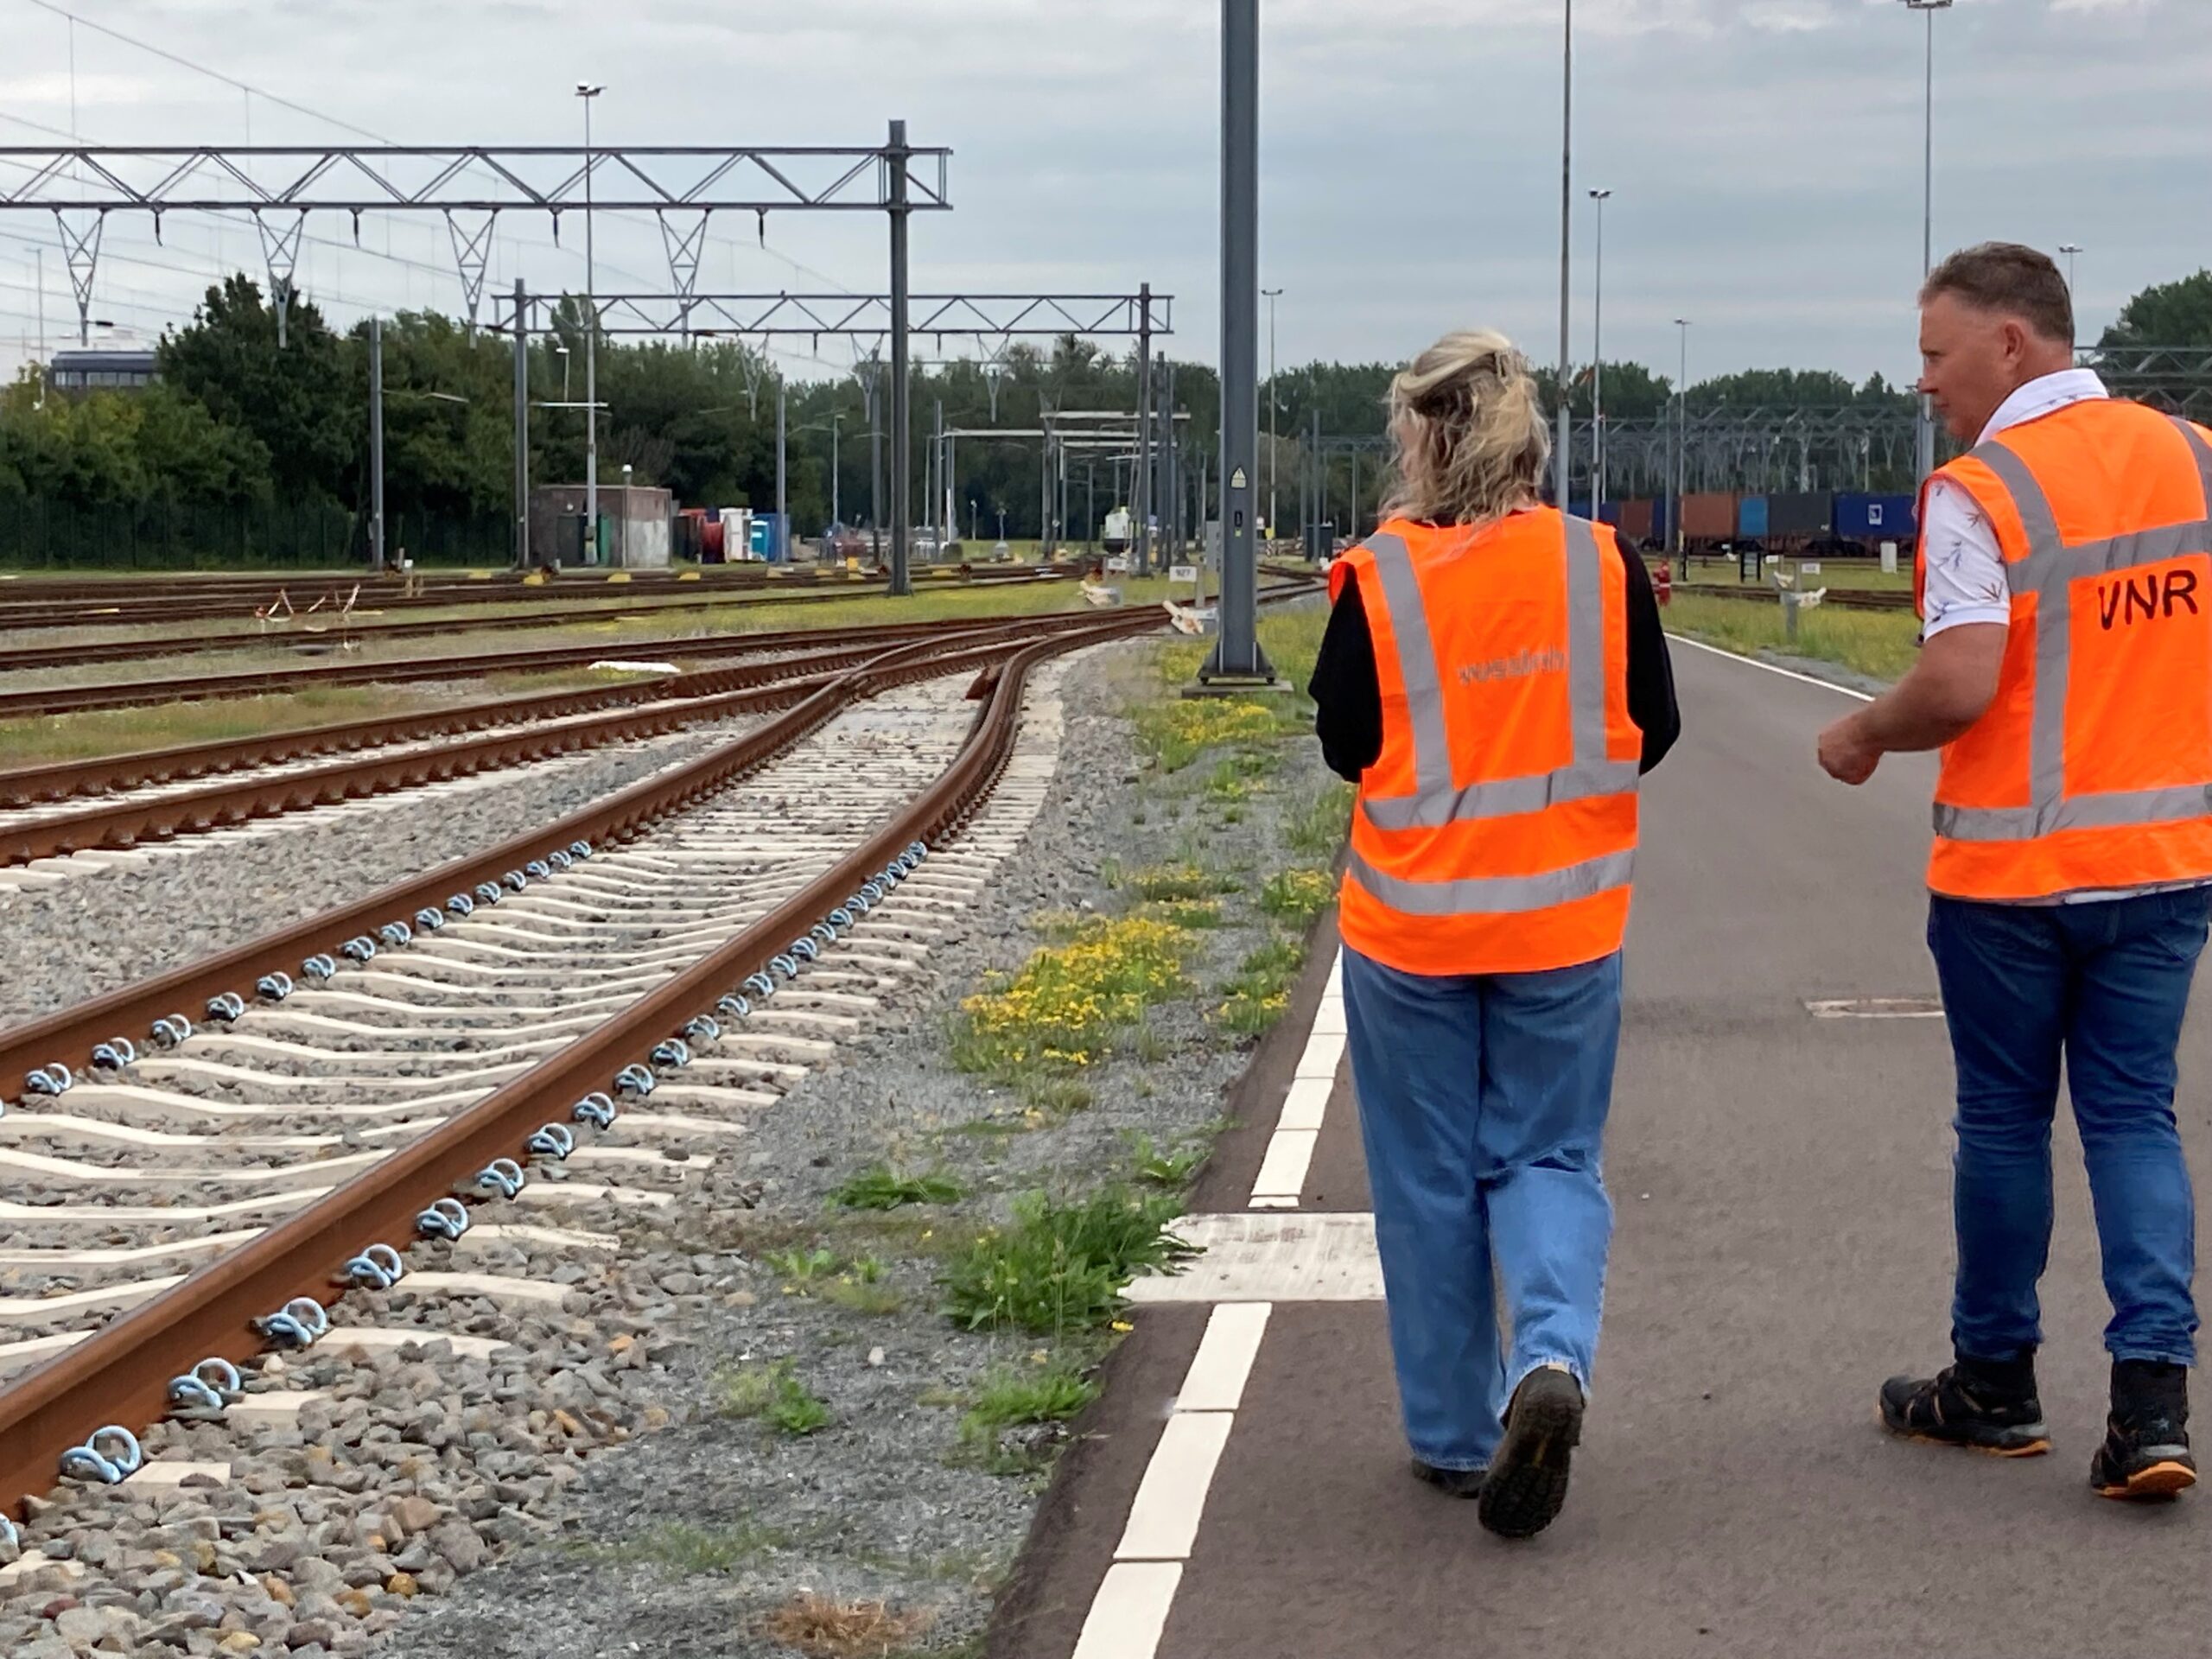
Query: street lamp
575,82,604,563
1589,188,1612,515
1674,318,1692,562
2059,242,2084,342
1901,0,1951,481
1262,286,1283,541
1555,0,1574,511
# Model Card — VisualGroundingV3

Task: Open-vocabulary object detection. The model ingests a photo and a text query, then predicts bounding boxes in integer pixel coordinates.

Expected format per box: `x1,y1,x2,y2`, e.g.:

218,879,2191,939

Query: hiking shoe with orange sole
1880,1364,2052,1457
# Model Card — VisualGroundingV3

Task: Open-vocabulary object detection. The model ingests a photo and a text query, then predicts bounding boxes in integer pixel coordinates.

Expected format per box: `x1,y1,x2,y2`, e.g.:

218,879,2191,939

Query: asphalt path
997,638,2212,1659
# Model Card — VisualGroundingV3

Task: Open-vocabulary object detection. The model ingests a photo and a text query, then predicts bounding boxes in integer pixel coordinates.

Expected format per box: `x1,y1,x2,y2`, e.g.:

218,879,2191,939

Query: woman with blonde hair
1309,328,1679,1538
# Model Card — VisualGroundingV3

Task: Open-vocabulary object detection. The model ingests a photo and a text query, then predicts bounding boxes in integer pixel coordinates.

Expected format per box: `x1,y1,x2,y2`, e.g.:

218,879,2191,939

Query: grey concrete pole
1915,1,1941,482
512,280,530,569
1165,358,1180,557
775,377,787,562
831,413,841,531
369,315,385,574
1203,0,1272,682
1591,188,1610,513
887,118,913,595
1136,282,1154,576
869,365,883,565
581,87,601,565
1554,0,1573,509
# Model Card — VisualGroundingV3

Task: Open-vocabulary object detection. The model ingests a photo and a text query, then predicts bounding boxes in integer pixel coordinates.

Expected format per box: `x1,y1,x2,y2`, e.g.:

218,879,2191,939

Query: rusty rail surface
0,604,1162,1522
1672,583,1915,613
0,608,1122,810
0,588,1103,721
0,611,1125,865
0,562,1020,628
0,569,1071,671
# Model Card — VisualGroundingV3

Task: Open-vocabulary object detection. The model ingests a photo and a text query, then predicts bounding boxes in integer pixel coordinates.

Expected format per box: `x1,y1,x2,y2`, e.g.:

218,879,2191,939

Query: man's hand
1818,713,1882,785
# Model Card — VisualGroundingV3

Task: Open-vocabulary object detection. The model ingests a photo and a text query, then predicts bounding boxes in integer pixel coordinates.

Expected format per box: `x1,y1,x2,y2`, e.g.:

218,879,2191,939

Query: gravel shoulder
383,626,1342,1659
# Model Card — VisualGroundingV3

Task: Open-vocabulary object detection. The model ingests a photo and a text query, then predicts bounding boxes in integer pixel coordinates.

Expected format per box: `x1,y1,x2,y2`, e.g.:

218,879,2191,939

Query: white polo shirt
1919,368,2108,639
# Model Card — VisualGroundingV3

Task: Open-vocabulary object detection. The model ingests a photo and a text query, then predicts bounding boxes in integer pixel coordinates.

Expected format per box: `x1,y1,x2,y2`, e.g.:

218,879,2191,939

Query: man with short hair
1819,241,2212,1502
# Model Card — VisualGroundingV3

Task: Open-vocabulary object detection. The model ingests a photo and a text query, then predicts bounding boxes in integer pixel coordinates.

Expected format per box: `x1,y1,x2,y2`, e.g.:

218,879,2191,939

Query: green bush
833,1166,965,1211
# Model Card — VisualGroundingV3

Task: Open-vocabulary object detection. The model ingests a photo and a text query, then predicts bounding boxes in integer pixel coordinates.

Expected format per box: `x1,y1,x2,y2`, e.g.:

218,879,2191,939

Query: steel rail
0,608,1124,810
0,610,1127,863
0,585,1091,721
0,604,1160,1523
0,565,1059,640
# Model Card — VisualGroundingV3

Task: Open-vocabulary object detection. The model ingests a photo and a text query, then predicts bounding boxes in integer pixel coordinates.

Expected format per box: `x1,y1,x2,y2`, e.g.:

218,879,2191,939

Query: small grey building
529,485,674,569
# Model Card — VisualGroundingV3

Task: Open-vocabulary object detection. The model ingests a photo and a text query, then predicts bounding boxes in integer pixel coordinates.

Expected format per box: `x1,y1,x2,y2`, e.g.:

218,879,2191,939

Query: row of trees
2,269,2208,559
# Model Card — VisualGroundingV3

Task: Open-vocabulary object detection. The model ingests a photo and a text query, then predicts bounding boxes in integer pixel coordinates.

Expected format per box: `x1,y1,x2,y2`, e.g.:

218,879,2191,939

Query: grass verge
1664,592,1916,683
941,1187,1194,1336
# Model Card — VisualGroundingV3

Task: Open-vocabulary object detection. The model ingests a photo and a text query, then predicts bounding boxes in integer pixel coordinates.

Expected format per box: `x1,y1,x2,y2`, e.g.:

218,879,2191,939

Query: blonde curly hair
1379,329,1551,529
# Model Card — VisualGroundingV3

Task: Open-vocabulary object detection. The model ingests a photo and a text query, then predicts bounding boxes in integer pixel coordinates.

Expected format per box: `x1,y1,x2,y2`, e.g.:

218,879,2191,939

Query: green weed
1260,867,1336,926
942,1186,1195,1334
833,1166,965,1211
715,1360,832,1436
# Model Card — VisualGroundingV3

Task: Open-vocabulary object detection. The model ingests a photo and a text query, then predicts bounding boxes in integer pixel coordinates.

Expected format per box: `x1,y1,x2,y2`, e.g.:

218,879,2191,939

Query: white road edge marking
1072,1302,1273,1658
1666,632,1877,702
1247,947,1343,1207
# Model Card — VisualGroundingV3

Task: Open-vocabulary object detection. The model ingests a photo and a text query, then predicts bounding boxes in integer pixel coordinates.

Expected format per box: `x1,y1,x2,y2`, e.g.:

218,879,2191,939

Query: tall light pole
1903,0,1950,482
1262,286,1283,541
1674,318,1691,560
1589,187,1611,516
575,83,604,563
2059,242,2083,343
1554,0,1573,511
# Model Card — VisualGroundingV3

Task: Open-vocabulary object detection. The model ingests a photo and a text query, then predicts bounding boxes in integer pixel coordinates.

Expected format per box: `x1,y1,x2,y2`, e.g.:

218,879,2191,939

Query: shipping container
1738,495,1770,540
1595,501,1623,527
1649,497,1672,547
1833,493,1917,545
1617,499,1654,543
1768,493,1834,540
1681,493,1737,543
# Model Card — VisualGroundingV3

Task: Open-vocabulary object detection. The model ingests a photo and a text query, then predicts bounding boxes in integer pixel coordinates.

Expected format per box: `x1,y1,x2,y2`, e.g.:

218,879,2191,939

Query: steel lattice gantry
499,287,1169,569
0,130,959,591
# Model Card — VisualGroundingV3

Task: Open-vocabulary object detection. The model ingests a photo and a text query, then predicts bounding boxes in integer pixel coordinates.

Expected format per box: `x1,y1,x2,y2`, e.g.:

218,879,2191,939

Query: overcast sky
0,0,2205,388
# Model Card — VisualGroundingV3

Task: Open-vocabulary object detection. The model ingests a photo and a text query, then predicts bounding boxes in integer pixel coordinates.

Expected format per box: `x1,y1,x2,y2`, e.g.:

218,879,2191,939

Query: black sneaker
1879,1361,2051,1457
1410,1459,1485,1499
1478,1366,1583,1540
2091,1362,2195,1502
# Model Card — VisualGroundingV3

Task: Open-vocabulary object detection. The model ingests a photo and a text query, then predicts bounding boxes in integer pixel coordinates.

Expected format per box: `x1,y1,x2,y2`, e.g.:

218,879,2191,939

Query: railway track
0,568,1072,674
0,599,1163,1555
0,588,1091,722
0,562,1003,631
0,608,1123,871
1674,582,1915,613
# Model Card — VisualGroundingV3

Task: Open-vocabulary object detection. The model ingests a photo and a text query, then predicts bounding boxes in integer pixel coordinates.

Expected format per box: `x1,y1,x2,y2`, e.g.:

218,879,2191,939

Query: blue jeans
1929,887,2210,1369
1343,946,1621,1472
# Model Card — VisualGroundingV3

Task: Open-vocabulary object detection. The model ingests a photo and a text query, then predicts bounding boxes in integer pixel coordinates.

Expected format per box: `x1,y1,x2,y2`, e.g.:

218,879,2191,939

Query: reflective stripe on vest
1357,517,1639,833
1344,844,1637,915
1934,416,2212,844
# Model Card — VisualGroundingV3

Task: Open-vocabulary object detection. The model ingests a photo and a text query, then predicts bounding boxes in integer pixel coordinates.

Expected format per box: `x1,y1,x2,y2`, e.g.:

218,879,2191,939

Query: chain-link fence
0,499,514,570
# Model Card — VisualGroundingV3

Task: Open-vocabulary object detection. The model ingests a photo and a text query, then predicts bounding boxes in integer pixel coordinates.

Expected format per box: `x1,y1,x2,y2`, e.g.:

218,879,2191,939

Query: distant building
46,347,160,397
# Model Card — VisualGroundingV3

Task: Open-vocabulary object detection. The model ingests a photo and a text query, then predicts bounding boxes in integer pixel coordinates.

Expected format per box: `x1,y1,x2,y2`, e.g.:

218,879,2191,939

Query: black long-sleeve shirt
1309,548,1681,783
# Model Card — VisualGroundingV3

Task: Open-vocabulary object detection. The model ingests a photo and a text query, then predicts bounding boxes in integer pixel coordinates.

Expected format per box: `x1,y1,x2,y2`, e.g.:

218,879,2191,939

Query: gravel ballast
383,635,1341,1659
0,716,770,1032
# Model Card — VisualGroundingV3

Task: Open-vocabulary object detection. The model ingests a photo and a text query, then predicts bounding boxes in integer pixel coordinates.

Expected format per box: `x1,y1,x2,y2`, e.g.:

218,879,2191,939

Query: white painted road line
1293,1030,1345,1081
1116,1411,1235,1562
1666,631,1878,702
1071,1562,1184,1659
1131,1212,1384,1304
1248,1128,1318,1204
1275,1076,1333,1132
1174,1303,1272,1413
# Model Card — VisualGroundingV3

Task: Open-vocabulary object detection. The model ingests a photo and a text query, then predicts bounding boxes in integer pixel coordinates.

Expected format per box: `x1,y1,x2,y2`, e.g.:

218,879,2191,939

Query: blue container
1649,497,1673,545
1738,495,1769,539
1595,501,1623,527
1834,493,1916,542
1567,495,1593,519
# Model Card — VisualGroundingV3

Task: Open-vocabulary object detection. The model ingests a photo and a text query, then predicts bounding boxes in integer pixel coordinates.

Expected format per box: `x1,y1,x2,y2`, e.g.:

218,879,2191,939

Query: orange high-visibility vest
1915,400,2212,899
1333,509,1643,976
